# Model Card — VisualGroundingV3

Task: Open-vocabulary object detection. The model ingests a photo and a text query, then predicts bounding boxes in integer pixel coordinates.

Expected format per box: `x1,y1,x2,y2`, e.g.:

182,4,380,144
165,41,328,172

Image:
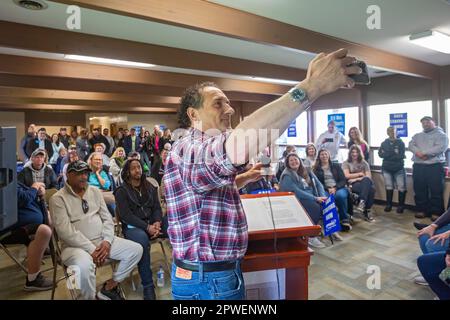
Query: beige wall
366,74,432,106
372,171,450,208
0,111,25,156
127,113,178,131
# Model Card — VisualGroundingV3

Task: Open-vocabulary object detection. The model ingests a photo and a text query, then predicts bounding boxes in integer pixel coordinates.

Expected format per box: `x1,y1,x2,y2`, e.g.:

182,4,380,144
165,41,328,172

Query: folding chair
50,229,126,300
0,230,28,274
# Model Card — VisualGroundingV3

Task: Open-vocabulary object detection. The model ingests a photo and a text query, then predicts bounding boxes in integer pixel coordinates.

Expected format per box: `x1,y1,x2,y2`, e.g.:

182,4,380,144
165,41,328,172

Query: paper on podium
241,194,313,232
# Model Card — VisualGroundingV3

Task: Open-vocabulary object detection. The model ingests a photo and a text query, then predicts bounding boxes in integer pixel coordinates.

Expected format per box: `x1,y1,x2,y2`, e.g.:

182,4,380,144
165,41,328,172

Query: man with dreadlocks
114,158,168,300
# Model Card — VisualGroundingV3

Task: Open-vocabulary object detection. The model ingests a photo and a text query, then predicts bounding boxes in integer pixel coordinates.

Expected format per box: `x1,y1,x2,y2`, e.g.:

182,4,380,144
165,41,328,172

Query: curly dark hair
178,81,218,128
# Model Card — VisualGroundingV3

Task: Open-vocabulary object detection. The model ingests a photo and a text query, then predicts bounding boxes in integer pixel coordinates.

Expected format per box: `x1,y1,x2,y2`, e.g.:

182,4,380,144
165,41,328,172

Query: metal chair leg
159,240,171,276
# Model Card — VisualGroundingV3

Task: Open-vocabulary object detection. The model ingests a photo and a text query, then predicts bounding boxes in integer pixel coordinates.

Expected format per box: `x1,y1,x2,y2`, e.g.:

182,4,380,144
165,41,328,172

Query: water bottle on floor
157,265,165,288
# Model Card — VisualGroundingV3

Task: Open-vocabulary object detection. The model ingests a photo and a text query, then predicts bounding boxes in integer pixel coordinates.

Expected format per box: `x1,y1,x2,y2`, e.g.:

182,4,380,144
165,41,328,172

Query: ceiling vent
13,0,48,10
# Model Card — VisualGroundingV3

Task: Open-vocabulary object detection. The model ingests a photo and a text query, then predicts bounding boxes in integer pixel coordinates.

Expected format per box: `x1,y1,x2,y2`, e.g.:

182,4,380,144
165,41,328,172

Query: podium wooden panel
240,192,321,300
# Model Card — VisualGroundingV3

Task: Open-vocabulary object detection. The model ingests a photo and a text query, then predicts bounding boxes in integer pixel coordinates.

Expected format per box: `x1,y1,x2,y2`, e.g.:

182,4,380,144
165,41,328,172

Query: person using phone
114,158,168,300
165,49,361,300
315,120,347,162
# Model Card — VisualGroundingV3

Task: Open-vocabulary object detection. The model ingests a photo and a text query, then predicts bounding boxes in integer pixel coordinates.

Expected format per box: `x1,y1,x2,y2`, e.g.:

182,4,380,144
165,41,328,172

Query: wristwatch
288,87,310,109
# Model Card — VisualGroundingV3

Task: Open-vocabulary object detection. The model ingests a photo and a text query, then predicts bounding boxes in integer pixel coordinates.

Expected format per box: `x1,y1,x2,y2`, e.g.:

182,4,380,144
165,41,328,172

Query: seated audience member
414,208,450,293
87,152,111,191
275,145,296,181
128,151,150,175
109,147,126,185
348,127,370,161
59,144,77,172
242,174,279,194
303,143,317,168
378,126,406,213
62,151,80,183
342,145,376,222
114,159,168,300
313,148,352,232
49,161,142,300
54,147,68,178
1,182,53,291
18,149,58,190
94,143,111,167
279,153,327,248
150,148,169,185
49,134,64,171
417,246,450,299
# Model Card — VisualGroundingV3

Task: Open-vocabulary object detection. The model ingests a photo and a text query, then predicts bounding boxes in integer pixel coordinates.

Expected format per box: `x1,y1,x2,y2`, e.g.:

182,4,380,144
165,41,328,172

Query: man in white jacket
315,120,347,162
49,161,142,300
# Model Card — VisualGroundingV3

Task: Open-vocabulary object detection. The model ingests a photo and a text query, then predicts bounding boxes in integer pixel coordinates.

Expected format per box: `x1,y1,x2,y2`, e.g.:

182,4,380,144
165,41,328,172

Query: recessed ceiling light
13,0,48,10
64,54,156,68
409,30,450,54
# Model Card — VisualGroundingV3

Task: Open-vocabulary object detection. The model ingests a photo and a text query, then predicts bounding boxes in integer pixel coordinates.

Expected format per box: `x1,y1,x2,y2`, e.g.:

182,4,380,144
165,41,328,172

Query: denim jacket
279,168,326,202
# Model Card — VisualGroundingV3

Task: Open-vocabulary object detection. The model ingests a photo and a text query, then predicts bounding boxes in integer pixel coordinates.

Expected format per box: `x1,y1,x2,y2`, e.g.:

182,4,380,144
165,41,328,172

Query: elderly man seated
49,161,142,300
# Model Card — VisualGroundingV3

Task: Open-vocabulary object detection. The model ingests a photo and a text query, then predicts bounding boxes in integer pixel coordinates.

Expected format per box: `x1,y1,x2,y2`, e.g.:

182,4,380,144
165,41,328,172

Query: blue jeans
419,224,450,254
171,261,245,300
327,188,350,224
382,168,406,191
123,227,154,288
417,252,450,300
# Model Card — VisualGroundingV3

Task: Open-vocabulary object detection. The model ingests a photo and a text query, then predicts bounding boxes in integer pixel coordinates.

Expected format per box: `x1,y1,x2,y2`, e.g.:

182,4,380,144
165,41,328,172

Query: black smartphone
349,60,371,85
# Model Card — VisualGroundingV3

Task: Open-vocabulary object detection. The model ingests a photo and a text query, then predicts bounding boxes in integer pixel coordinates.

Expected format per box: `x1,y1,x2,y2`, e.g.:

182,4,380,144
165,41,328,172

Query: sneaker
415,212,427,219
308,237,326,249
431,214,440,222
354,200,366,214
414,276,429,286
143,286,156,300
331,233,344,241
341,222,352,232
364,210,375,222
97,283,124,300
24,273,53,292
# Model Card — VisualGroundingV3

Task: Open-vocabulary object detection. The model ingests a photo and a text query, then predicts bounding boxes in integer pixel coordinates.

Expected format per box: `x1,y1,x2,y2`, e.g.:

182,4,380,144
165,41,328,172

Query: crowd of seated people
11,120,450,300
12,124,174,299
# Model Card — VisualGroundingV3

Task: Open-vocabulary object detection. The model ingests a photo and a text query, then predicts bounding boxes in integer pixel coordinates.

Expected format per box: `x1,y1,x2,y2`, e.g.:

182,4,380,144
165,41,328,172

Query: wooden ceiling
0,0,440,115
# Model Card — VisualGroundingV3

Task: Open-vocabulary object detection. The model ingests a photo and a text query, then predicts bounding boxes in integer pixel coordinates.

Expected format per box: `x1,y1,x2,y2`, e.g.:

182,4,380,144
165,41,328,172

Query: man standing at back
409,116,449,221
164,49,361,300
315,120,347,162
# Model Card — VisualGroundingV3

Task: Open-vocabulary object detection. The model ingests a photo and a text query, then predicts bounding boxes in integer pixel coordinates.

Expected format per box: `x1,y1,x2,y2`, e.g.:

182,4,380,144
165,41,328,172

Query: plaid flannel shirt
163,128,248,261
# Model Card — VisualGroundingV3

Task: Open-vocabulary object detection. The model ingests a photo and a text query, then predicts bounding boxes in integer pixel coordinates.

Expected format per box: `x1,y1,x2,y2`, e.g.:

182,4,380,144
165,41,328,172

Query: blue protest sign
287,120,296,137
328,113,345,135
389,113,408,138
322,194,341,236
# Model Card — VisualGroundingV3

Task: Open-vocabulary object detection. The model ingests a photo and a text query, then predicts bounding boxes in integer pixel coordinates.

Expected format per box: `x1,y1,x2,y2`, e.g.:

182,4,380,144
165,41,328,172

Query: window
314,107,359,162
368,100,433,167
314,107,360,140
276,111,308,146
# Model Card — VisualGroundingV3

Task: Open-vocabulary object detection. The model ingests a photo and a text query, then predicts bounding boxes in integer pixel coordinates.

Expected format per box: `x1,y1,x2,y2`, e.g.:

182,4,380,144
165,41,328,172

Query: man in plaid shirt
164,49,361,300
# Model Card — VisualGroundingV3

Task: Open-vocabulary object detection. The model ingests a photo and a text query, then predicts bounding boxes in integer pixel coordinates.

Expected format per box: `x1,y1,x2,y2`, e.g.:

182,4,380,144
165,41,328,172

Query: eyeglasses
81,199,89,214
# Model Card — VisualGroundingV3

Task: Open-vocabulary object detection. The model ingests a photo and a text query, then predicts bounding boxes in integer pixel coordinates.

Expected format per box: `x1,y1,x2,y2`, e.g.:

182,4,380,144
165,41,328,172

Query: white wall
0,111,25,158
127,113,178,131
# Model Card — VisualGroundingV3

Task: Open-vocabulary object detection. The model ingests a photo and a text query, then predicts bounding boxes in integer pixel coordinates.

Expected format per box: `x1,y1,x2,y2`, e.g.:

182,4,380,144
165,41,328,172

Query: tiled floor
0,205,436,300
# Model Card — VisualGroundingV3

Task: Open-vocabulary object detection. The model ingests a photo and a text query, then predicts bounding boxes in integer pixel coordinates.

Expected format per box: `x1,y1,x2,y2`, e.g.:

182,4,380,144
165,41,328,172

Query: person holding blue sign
378,127,406,213
279,153,328,248
313,149,352,232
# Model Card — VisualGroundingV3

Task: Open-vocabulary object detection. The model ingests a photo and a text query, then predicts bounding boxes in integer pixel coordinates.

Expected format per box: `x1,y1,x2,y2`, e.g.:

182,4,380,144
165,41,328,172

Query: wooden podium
240,192,321,300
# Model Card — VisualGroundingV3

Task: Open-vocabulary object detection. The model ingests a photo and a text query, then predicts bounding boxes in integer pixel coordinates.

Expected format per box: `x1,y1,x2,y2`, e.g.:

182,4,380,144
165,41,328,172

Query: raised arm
226,49,360,165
